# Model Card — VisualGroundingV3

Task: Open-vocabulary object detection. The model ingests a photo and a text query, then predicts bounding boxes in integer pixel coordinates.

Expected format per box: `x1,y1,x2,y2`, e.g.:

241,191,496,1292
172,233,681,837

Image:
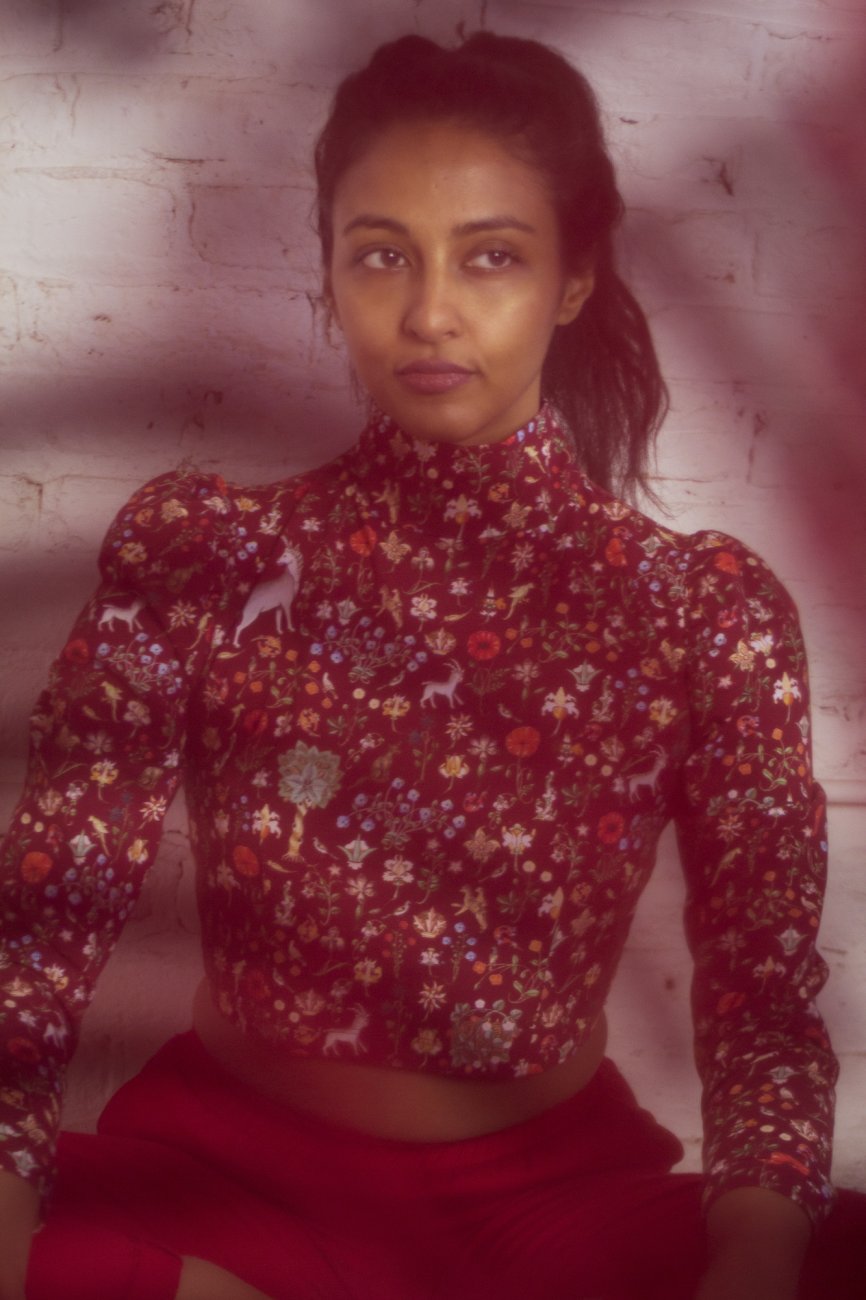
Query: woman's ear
557,269,595,326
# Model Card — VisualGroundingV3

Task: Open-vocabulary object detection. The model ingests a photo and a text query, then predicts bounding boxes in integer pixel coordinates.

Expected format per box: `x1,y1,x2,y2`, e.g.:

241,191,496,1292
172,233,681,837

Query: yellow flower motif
425,627,457,656
413,907,448,939
773,672,802,708
419,982,447,1012
444,494,481,525
293,989,326,1017
159,498,189,522
89,760,118,787
542,687,579,721
118,541,147,565
649,697,678,727
729,640,756,671
439,754,469,779
127,838,149,864
502,824,534,855
502,501,531,529
379,531,412,563
464,827,499,863
353,958,383,986
382,695,411,719
411,1027,443,1057
167,601,197,629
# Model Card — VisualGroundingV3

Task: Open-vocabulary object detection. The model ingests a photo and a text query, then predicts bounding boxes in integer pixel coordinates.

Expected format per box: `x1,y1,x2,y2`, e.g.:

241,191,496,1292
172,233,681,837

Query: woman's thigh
26,1130,360,1300
434,1169,708,1300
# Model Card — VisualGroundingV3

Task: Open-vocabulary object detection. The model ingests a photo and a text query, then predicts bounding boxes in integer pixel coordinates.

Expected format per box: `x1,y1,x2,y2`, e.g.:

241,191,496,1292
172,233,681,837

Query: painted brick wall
1,0,864,1188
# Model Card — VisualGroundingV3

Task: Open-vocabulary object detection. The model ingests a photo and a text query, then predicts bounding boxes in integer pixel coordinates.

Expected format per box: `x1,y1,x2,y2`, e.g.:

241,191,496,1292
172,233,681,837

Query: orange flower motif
349,524,377,556
63,638,90,665
716,991,746,1017
298,708,320,734
505,726,541,758
467,629,501,660
767,1152,810,1177
597,812,625,844
604,536,627,566
90,761,118,788
232,845,260,878
20,851,54,884
715,550,741,576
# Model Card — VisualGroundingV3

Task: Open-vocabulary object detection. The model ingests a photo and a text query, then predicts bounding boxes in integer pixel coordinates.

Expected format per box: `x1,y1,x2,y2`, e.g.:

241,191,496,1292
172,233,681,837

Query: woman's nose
401,268,461,341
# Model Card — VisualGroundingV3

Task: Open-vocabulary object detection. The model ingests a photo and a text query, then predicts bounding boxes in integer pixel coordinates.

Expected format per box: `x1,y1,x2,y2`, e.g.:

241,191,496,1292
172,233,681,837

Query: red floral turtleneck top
0,406,837,1220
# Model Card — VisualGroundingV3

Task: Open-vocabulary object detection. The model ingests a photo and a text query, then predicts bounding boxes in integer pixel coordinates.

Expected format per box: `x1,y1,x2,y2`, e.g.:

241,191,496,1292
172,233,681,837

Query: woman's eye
359,248,407,270
467,249,517,270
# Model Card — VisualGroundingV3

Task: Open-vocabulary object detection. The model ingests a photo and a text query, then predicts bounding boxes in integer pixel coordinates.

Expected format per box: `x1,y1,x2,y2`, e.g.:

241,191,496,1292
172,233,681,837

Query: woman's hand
694,1186,812,1300
0,1169,40,1300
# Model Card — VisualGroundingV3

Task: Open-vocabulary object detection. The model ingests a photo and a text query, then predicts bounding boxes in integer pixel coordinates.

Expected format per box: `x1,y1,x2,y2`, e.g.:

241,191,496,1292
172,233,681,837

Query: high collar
350,403,581,540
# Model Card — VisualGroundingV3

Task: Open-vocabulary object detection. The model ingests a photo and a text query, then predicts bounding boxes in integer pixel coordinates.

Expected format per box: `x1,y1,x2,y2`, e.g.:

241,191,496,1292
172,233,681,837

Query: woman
0,31,862,1300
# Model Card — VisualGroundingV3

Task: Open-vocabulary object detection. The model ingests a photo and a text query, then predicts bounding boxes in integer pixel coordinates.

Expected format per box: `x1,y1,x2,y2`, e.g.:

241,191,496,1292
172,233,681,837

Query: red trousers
27,1032,865,1300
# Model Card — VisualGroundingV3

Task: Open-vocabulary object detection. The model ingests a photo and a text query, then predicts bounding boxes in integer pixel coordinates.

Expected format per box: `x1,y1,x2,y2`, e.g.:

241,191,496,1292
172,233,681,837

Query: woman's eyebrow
341,214,537,237
453,216,537,237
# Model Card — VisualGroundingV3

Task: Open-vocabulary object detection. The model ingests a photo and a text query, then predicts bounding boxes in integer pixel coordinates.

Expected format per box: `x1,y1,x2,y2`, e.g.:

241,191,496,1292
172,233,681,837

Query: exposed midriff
192,978,608,1142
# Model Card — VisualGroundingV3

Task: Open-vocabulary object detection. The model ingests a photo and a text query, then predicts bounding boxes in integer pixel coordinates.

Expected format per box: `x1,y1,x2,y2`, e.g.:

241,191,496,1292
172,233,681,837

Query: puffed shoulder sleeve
0,469,248,1194
674,532,837,1224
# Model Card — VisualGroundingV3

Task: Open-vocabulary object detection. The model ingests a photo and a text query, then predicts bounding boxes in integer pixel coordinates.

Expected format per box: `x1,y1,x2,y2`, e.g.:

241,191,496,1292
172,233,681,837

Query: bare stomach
192,978,608,1142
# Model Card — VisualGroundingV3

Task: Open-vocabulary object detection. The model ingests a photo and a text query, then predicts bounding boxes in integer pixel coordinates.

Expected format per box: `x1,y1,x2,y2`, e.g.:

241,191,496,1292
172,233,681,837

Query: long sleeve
674,532,837,1224
0,469,244,1194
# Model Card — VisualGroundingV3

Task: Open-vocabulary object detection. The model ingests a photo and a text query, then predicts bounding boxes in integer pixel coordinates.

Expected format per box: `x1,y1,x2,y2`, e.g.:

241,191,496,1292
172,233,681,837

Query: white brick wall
1,0,864,1189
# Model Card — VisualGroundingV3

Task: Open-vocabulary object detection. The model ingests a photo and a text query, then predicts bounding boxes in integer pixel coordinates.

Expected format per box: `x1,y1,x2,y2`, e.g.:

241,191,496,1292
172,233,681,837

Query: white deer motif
626,746,666,801
97,597,144,632
323,1005,370,1056
233,540,302,647
420,659,463,708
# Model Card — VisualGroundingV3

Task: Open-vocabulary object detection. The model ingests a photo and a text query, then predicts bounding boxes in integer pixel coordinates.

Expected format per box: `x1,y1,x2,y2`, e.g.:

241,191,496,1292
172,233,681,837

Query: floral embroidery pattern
0,406,836,1220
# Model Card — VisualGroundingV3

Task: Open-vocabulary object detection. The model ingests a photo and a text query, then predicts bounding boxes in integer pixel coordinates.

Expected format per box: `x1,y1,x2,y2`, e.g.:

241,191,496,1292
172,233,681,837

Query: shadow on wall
2,0,865,615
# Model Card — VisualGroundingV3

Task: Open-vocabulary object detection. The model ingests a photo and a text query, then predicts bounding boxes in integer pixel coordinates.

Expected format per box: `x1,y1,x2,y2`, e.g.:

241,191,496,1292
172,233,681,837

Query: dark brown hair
315,32,667,496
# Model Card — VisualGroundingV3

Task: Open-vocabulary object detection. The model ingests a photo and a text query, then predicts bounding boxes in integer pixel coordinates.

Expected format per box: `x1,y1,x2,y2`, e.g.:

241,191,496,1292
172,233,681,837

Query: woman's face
327,119,592,446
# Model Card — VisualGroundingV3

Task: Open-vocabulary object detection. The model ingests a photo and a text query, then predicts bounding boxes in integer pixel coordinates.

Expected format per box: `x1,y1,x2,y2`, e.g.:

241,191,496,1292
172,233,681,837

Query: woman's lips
396,362,475,395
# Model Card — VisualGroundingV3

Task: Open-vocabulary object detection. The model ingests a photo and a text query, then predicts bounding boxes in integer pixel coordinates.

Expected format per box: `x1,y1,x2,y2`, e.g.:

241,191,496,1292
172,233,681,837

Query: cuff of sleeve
702,1161,837,1227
